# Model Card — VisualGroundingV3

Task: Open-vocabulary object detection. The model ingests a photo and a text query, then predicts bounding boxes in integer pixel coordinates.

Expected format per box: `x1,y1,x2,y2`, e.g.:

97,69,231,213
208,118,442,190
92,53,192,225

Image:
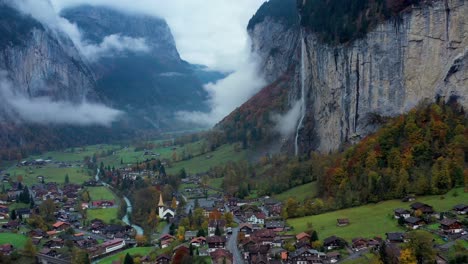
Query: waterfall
295,31,307,156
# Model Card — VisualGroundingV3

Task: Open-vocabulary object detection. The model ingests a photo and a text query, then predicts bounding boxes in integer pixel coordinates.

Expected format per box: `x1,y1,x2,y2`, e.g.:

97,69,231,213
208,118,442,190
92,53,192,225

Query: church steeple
158,192,164,207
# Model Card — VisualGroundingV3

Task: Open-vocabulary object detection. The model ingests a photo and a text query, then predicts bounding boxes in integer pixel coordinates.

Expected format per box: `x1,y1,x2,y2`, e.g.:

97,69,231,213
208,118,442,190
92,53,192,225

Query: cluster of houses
393,202,467,236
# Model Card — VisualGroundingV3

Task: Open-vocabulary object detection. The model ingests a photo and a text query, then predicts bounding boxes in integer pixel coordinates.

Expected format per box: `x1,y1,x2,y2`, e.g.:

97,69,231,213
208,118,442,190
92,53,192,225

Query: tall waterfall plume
294,31,307,156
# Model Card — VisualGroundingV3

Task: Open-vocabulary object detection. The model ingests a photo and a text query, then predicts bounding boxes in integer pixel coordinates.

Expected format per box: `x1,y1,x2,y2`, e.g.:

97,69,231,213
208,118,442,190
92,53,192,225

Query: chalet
394,208,411,219
410,202,434,215
207,236,226,252
92,200,115,208
288,248,325,264
336,218,350,227
159,234,175,248
352,238,368,251
0,205,8,214
44,238,64,249
156,254,171,264
39,248,59,257
2,220,19,230
439,218,463,234
326,252,341,263
252,229,276,245
0,212,8,220
239,223,253,236
101,238,125,253
245,244,270,263
29,229,47,239
323,236,345,250
453,204,468,215
190,237,206,247
210,248,233,264
265,220,285,231
247,212,266,225
208,219,226,237
184,230,198,241
386,232,406,243
53,221,70,231
296,232,311,243
405,217,425,229
0,244,13,255
402,195,416,202
16,208,31,219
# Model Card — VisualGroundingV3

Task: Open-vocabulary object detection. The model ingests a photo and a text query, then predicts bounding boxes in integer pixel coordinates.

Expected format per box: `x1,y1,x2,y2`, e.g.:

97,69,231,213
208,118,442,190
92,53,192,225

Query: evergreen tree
197,228,205,237
215,224,222,236
29,198,35,209
310,230,319,242
10,210,16,220
123,253,134,264
65,174,69,184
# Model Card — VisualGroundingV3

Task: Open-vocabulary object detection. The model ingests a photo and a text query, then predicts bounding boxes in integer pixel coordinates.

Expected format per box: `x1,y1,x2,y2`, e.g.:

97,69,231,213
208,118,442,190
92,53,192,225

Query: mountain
218,0,467,155
0,3,96,104
61,5,216,130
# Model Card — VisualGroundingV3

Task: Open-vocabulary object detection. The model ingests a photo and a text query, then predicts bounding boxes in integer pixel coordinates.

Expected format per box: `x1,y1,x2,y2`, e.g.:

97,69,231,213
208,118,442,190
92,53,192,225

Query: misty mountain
62,5,223,130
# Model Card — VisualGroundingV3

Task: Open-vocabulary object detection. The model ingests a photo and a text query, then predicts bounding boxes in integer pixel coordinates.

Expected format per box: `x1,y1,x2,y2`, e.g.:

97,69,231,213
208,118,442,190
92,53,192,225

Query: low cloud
176,57,266,126
271,101,302,137
0,72,122,126
11,0,150,61
80,34,149,61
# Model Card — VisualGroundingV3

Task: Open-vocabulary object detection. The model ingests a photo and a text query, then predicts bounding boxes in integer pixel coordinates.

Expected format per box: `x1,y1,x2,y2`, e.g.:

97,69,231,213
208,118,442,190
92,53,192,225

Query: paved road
225,204,244,264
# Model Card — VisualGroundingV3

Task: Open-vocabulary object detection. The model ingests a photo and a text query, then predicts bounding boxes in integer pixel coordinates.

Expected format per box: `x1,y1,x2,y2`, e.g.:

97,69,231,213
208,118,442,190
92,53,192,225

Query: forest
214,100,467,218
300,0,422,43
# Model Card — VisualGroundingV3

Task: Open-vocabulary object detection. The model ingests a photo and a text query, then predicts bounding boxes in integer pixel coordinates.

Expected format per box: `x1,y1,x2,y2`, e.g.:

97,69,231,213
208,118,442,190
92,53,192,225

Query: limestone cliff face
0,4,95,102
248,0,467,154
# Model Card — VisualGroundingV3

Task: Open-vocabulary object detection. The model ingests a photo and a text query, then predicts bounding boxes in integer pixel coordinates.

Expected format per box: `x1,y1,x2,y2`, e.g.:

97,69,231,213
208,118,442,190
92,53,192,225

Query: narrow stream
95,169,144,235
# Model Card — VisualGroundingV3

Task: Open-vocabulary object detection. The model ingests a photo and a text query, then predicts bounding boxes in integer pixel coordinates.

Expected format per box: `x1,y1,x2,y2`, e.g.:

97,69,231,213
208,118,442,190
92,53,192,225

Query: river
95,169,144,235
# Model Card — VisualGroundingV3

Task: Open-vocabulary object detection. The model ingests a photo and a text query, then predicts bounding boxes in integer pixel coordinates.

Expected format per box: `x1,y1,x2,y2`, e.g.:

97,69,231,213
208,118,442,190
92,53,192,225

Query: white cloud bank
12,0,149,61
271,101,302,137
0,71,122,126
177,57,266,126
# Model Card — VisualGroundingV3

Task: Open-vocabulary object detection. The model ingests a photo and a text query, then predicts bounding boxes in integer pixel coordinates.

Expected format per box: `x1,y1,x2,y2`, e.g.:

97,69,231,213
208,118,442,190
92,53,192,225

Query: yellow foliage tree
399,248,417,264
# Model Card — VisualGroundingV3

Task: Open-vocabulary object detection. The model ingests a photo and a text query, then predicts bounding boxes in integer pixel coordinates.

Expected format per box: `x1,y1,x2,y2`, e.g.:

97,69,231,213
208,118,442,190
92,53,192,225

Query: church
158,193,175,219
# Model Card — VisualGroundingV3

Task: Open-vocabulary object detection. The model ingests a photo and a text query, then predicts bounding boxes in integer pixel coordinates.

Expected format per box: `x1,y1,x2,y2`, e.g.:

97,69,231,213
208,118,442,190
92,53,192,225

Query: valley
0,0,466,264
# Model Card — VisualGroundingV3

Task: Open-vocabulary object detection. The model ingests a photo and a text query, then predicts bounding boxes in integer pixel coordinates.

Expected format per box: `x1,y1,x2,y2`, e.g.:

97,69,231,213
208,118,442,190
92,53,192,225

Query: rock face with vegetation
221,0,467,155
0,4,96,102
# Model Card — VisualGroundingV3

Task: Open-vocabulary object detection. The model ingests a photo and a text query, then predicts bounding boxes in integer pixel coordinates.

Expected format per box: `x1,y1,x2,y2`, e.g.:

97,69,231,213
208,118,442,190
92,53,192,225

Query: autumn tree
406,230,436,264
22,238,36,257
399,248,417,264
39,199,56,222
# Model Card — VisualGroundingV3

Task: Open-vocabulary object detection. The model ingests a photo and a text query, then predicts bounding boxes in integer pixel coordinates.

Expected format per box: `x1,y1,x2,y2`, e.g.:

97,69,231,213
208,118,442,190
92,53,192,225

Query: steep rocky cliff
0,4,95,102
222,0,467,155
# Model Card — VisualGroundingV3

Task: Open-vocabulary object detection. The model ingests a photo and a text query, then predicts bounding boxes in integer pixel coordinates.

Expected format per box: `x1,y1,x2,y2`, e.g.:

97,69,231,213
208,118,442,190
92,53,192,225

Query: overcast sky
50,0,266,72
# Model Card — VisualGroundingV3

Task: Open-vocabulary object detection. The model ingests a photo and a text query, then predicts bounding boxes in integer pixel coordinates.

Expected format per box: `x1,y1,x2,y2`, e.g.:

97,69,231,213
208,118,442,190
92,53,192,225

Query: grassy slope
88,186,117,201
166,144,247,175
274,182,318,202
0,233,28,248
31,144,119,162
6,166,91,186
87,208,119,224
96,247,153,264
287,188,467,242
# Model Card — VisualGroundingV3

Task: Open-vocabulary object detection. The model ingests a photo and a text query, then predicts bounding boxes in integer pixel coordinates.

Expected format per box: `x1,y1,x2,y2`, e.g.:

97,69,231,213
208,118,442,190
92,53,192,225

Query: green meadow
287,188,467,242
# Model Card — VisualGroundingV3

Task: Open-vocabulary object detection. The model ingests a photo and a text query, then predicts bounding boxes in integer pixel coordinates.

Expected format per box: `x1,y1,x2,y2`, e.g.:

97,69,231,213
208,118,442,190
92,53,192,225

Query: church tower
158,192,165,218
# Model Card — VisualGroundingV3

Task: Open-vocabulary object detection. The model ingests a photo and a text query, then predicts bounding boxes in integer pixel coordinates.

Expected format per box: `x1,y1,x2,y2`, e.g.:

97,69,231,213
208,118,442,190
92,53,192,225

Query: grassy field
0,233,28,249
97,247,153,264
166,144,248,174
30,144,119,162
6,166,91,186
88,187,116,201
210,177,224,189
87,208,119,223
275,182,318,202
287,188,467,242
